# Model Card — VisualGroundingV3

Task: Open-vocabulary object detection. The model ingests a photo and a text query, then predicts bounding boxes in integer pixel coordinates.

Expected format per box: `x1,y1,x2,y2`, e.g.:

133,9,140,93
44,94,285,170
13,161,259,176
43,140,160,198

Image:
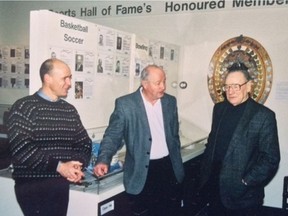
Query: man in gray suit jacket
94,65,185,216
199,62,280,216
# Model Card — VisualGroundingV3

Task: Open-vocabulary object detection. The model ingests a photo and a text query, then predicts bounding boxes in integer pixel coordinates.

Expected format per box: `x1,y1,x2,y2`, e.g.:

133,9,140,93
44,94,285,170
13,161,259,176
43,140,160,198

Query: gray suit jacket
200,98,280,209
96,88,185,194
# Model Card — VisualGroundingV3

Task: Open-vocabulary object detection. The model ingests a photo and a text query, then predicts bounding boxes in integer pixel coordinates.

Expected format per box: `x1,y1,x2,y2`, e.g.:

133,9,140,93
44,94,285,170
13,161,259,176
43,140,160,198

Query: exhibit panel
29,10,181,129
29,10,131,129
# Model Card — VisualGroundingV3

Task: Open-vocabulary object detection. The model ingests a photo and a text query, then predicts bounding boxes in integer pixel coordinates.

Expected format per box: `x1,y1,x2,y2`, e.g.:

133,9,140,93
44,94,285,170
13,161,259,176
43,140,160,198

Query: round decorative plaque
208,35,273,104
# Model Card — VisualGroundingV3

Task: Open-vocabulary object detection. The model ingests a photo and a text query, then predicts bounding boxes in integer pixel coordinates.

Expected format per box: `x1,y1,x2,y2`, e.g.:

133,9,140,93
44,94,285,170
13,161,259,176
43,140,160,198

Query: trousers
127,156,182,216
14,177,70,216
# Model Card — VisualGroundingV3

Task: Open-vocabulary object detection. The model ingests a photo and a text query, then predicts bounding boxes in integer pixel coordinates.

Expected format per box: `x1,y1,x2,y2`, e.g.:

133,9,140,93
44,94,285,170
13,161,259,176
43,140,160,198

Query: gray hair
140,64,164,81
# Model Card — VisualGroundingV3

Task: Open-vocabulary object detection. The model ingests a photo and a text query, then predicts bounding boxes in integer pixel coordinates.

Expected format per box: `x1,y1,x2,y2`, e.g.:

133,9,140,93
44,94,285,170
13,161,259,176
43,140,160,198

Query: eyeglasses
222,81,249,92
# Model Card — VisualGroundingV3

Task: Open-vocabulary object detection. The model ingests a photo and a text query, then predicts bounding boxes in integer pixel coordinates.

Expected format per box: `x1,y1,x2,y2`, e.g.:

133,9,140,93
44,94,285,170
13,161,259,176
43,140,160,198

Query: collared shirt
37,89,59,102
140,88,169,159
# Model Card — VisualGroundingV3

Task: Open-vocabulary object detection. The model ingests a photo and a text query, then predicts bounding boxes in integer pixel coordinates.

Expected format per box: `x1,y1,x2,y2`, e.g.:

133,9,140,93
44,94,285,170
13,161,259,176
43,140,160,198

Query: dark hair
39,59,55,82
227,62,252,81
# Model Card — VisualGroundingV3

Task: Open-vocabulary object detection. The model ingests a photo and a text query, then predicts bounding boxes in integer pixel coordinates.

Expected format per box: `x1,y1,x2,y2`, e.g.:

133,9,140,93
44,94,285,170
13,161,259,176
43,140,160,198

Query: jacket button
149,138,152,141
145,165,149,168
147,152,150,155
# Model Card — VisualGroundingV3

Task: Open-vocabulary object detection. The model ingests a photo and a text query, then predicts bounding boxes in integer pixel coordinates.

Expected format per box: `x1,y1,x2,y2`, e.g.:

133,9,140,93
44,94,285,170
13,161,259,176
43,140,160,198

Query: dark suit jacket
96,88,185,194
199,98,280,209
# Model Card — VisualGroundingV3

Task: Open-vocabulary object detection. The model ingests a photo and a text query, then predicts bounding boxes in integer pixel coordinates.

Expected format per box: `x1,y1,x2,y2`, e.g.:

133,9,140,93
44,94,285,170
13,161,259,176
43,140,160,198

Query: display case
0,123,208,216
67,134,207,216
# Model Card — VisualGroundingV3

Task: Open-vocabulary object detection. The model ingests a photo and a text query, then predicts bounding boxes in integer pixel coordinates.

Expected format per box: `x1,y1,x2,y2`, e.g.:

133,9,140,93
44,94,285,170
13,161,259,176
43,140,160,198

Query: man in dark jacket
199,62,280,216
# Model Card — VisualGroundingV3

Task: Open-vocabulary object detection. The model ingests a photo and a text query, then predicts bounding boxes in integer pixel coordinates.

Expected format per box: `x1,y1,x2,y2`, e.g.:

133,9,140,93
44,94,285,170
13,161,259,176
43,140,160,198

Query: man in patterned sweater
7,58,92,216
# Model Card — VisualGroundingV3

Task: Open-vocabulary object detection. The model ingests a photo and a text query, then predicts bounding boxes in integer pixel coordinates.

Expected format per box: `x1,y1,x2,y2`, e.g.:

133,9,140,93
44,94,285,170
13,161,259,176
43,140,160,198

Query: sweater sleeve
70,115,92,167
7,102,41,169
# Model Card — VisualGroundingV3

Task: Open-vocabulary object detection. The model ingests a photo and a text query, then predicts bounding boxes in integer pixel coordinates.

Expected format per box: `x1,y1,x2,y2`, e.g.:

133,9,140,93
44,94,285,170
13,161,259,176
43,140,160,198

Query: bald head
40,58,69,83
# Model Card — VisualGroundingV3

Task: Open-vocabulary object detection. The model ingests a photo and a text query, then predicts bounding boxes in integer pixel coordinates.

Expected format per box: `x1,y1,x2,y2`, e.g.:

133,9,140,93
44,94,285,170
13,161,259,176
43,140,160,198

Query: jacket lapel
161,95,171,137
134,89,151,131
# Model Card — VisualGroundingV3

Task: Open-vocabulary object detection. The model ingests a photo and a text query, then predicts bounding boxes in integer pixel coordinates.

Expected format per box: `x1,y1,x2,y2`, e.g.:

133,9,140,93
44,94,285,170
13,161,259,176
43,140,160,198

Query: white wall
0,1,287,208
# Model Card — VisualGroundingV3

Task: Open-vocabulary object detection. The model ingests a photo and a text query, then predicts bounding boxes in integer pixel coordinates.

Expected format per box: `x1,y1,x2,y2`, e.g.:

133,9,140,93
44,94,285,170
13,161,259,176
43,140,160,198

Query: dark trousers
206,191,260,216
127,156,182,216
203,175,260,216
225,207,260,216
14,178,70,216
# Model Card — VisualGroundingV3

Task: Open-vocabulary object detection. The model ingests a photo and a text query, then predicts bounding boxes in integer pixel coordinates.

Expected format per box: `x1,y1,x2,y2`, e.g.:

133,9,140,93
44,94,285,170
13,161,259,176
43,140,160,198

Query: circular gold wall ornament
208,35,273,104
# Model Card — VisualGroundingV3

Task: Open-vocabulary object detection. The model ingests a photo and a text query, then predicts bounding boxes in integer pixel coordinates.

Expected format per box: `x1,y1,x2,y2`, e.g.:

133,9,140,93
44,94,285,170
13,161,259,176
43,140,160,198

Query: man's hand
57,161,84,183
93,163,108,177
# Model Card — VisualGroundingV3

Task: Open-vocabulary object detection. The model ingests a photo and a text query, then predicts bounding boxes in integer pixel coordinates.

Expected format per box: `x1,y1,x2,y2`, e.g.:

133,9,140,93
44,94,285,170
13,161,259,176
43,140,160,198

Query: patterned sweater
7,93,92,179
